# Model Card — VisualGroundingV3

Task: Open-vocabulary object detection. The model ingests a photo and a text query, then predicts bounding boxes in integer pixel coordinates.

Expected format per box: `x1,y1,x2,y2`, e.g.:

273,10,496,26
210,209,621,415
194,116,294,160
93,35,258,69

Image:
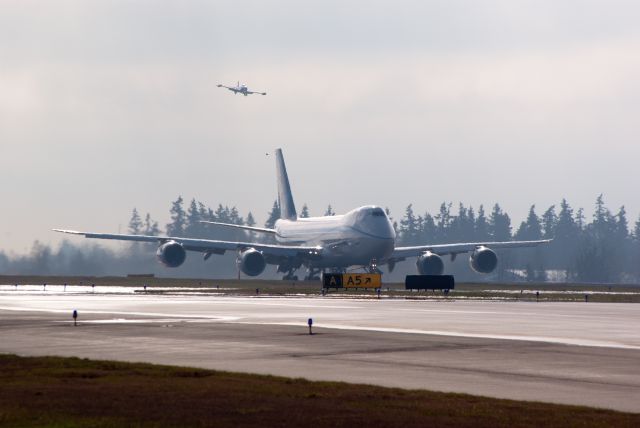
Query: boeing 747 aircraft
54,149,550,280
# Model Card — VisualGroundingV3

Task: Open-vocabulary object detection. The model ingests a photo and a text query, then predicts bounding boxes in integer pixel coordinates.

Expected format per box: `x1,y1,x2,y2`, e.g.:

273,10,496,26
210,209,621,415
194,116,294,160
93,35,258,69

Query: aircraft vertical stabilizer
275,148,297,220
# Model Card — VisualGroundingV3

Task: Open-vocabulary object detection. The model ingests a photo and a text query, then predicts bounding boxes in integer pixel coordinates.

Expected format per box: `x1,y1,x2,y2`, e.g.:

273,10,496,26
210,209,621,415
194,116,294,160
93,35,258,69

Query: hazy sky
2,0,639,253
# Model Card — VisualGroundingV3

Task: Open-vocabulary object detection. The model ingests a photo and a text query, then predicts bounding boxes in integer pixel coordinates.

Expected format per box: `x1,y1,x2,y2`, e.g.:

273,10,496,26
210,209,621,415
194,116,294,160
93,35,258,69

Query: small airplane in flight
217,81,266,96
54,149,550,281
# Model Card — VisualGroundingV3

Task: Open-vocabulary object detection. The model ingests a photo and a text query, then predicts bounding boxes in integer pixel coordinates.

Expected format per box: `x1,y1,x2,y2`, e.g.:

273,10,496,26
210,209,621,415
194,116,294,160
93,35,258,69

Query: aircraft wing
53,229,321,260
247,90,267,95
217,84,232,90
392,239,551,259
199,221,276,234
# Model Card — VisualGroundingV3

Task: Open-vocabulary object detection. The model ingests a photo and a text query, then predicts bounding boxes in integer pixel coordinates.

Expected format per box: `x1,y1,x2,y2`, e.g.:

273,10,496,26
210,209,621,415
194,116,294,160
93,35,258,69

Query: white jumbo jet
54,149,550,280
217,81,266,96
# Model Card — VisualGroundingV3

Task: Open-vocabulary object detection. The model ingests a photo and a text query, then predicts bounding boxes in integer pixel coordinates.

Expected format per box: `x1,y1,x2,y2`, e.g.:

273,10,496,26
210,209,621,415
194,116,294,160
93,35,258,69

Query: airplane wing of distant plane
246,90,267,95
52,229,320,260
392,239,551,259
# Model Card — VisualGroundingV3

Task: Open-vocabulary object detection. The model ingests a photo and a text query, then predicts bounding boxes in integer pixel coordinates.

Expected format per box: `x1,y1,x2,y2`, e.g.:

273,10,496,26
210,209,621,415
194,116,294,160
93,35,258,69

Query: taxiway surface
1,287,639,412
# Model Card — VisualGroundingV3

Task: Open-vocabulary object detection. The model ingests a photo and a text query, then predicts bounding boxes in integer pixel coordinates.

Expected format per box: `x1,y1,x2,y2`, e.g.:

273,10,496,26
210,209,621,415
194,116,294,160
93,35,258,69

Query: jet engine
416,251,444,275
156,241,186,268
469,246,498,273
237,248,266,277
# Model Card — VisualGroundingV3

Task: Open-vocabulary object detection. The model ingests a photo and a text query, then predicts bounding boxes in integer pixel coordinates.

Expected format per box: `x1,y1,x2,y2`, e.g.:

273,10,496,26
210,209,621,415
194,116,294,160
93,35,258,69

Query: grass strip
0,354,638,427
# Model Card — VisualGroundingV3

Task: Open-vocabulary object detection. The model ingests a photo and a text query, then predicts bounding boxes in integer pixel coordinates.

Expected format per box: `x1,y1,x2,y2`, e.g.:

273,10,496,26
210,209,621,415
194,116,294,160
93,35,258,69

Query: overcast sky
2,0,639,253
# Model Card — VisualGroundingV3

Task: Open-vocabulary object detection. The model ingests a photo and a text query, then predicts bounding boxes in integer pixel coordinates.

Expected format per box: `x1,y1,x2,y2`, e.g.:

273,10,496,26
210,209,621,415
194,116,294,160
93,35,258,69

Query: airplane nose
365,218,396,240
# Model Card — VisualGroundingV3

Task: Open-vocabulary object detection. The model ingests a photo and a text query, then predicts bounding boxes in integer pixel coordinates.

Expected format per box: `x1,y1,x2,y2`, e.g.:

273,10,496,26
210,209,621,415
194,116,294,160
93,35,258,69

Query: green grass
0,355,639,428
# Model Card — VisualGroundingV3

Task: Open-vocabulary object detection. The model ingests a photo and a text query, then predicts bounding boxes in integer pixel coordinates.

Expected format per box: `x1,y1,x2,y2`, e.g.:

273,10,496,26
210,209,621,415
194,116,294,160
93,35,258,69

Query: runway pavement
1,286,639,412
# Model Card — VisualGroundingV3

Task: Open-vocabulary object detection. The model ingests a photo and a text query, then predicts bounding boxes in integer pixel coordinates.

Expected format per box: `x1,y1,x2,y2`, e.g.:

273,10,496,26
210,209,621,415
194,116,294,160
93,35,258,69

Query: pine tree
515,205,542,241
185,199,202,237
575,208,585,231
541,205,557,239
214,204,230,223
614,206,629,241
166,196,186,236
435,202,452,242
246,212,256,227
556,199,577,241
300,204,310,218
324,205,335,216
128,208,143,235
421,213,437,243
265,200,281,228
143,213,160,236
399,204,419,245
229,206,243,225
449,203,474,243
488,203,511,241
475,205,490,241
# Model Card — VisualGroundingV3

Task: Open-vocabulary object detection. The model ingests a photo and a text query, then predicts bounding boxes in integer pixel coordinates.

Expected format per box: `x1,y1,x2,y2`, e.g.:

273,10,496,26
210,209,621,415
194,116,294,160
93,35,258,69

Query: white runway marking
0,306,241,322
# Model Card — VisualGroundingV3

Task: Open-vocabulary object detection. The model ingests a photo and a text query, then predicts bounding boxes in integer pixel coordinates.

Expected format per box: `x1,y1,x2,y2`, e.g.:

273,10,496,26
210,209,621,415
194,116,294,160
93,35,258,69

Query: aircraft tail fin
275,148,297,220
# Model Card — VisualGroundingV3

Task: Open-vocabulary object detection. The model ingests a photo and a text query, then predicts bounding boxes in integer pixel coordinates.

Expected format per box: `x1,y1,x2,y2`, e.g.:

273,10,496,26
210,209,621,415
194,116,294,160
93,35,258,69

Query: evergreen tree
214,204,230,223
576,195,619,282
246,212,256,227
575,208,585,231
475,205,490,241
488,203,511,241
614,206,629,241
421,213,437,243
434,202,452,243
143,213,160,236
128,208,143,235
198,202,210,222
449,203,475,243
515,205,542,241
265,200,281,228
399,204,420,245
466,206,476,241
592,194,613,239
229,206,243,225
166,196,186,236
556,199,577,241
185,199,202,237
300,204,310,218
324,205,335,216
541,205,557,239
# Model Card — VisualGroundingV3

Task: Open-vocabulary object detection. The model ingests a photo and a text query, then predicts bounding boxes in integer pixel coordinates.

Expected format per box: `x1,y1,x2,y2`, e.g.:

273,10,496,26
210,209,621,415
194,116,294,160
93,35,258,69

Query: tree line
1,195,638,283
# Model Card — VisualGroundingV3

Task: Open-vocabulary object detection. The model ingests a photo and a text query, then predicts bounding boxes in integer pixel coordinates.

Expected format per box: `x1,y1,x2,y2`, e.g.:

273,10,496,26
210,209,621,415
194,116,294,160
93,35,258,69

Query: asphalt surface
1,286,639,412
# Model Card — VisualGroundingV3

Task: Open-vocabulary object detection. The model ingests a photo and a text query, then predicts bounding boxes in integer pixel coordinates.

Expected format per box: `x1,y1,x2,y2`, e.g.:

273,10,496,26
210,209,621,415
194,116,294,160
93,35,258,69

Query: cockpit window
372,208,385,217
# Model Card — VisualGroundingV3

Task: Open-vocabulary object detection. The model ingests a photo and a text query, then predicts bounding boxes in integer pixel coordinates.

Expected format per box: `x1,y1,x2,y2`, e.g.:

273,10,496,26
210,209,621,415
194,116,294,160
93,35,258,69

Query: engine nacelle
156,241,186,268
416,251,444,275
469,246,498,274
238,248,266,277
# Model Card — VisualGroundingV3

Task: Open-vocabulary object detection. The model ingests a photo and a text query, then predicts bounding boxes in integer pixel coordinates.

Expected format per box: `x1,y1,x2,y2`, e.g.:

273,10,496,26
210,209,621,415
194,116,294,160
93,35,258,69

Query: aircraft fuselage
275,205,395,267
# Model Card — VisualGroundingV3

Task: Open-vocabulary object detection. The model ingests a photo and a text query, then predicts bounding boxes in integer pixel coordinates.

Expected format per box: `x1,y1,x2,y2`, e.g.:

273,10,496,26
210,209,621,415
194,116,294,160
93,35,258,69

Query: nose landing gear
366,258,382,274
